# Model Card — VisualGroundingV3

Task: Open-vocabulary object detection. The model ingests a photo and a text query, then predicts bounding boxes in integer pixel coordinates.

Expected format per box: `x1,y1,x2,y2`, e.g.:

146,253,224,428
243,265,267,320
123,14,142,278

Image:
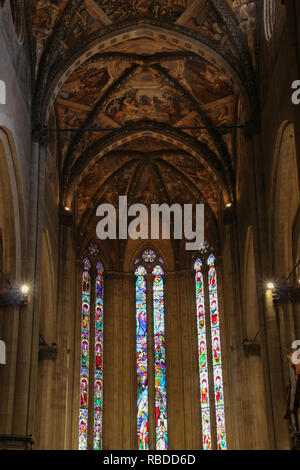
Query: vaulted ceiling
26,0,259,258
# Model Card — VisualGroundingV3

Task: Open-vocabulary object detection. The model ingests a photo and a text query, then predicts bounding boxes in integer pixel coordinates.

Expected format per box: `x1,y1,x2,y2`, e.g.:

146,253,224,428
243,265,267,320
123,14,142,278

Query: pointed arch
63,122,232,208
270,121,299,277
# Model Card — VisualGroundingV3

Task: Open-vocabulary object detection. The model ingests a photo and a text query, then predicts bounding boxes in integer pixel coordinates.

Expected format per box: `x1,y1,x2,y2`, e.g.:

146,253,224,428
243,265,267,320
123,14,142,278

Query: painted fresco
96,0,192,22
104,69,194,126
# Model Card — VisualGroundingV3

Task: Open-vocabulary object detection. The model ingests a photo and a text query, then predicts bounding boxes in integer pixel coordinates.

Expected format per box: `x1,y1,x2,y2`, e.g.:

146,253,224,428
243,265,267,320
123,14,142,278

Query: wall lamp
267,282,275,290
0,269,30,307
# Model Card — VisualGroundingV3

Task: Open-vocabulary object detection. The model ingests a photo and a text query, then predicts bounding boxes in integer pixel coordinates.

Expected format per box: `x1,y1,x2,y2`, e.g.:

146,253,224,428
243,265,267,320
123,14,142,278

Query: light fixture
64,206,71,212
267,282,275,290
226,202,232,208
21,285,29,295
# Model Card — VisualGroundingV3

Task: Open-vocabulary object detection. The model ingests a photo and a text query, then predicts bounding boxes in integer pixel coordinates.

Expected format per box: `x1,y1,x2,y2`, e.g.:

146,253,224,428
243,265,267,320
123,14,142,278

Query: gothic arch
270,121,300,277
0,126,24,280
40,22,253,124
63,124,232,208
10,0,25,44
0,126,25,435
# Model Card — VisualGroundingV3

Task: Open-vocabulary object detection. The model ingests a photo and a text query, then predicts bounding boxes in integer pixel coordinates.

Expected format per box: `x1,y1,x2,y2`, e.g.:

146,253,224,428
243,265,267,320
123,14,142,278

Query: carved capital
242,340,261,357
38,337,58,361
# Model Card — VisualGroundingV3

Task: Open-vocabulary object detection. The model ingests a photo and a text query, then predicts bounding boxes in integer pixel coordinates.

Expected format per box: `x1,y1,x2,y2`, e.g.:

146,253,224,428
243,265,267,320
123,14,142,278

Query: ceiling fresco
95,0,193,22
27,0,259,260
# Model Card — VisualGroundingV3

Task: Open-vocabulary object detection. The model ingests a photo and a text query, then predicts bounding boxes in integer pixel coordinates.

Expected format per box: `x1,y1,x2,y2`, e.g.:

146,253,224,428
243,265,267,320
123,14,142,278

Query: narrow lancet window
79,258,91,450
135,265,149,450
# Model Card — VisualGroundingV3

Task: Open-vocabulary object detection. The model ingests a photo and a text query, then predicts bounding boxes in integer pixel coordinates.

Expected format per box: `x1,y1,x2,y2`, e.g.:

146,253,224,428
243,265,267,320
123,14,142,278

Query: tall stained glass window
94,262,104,450
152,265,168,450
207,255,226,450
79,258,91,450
194,259,211,450
135,265,149,450
79,257,104,450
194,254,227,450
135,251,168,450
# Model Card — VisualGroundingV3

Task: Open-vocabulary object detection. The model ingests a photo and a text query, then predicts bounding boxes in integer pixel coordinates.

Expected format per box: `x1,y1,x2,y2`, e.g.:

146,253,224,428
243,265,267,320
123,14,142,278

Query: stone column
12,131,47,445
263,289,289,448
221,220,248,449
286,1,300,185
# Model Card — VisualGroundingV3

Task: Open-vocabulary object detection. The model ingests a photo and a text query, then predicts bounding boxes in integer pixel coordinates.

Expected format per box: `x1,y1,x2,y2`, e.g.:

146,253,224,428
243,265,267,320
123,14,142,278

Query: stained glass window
194,255,227,450
94,262,104,450
135,251,168,450
79,258,91,450
135,265,149,450
79,258,104,450
152,265,168,450
142,250,156,264
208,255,227,450
194,259,211,450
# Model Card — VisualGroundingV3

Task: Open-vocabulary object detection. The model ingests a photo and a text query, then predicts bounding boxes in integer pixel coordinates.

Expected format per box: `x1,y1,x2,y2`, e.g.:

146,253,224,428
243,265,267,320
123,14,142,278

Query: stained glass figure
135,265,149,450
79,258,91,450
207,255,227,450
94,262,104,450
152,265,168,450
194,258,212,450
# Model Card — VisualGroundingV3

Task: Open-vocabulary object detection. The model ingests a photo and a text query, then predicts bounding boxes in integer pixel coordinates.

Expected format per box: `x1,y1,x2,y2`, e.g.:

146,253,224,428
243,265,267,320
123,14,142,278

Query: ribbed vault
25,0,259,257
